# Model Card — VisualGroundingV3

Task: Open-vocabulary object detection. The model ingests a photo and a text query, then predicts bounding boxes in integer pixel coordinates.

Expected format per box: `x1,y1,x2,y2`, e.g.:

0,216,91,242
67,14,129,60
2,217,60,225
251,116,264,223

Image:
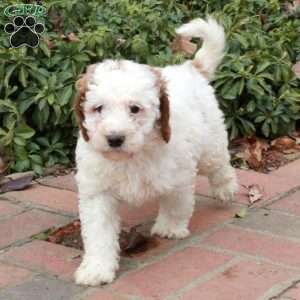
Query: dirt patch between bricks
38,220,160,257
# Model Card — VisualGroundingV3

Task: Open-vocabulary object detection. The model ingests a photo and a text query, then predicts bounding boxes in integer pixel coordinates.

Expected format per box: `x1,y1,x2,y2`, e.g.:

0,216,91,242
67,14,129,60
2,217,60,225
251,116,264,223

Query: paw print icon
4,16,45,48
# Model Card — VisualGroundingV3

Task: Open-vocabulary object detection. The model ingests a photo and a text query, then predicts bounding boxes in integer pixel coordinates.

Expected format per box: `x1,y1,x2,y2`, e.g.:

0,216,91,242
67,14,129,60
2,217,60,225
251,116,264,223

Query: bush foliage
0,0,299,173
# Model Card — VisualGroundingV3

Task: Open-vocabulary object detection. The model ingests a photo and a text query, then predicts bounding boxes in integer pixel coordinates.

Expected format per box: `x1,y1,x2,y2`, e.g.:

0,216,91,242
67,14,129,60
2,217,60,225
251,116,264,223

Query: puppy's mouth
102,149,134,161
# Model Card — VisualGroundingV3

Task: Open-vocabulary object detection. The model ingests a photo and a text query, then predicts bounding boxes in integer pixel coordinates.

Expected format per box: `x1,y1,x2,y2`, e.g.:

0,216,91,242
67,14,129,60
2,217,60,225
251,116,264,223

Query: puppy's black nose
106,135,125,148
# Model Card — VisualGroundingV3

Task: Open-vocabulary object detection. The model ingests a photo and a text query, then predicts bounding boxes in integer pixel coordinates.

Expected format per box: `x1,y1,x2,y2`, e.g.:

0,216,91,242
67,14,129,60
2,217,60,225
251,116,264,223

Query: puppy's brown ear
158,79,171,143
74,64,97,142
151,68,171,143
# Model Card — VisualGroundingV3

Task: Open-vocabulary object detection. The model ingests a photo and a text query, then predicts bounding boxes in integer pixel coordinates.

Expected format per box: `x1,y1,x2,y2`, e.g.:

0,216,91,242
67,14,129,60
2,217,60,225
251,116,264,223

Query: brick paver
0,210,68,249
0,200,23,219
233,209,300,239
182,260,297,300
189,197,239,233
269,190,300,216
1,240,81,281
4,184,78,214
203,227,300,267
233,169,300,204
0,275,83,300
0,263,33,289
83,289,127,300
111,246,232,298
196,169,300,205
274,282,300,299
37,174,77,192
0,159,300,299
271,159,300,179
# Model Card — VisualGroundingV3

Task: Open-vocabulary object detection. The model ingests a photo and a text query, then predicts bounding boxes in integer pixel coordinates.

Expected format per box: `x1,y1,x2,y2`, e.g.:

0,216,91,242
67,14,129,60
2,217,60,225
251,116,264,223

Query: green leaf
53,104,62,124
59,85,73,106
230,123,239,140
39,42,51,58
262,121,270,137
234,33,249,48
32,164,44,175
235,207,248,218
15,124,35,139
29,154,43,165
19,66,28,87
58,71,73,83
28,69,48,86
255,115,266,123
13,136,26,146
38,98,48,110
246,78,265,96
14,159,30,172
246,101,256,113
36,137,50,147
256,62,272,74
48,75,57,90
4,65,17,87
47,94,56,105
19,98,35,114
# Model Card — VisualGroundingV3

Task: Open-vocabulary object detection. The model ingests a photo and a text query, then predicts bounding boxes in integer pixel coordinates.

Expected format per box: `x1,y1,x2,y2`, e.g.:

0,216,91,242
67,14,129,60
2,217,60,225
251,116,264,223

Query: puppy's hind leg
151,188,195,239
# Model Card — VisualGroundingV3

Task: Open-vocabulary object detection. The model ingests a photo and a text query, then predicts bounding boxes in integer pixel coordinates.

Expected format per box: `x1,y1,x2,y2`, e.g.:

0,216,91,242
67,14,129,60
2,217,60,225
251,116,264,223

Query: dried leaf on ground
289,132,300,145
120,224,158,256
230,133,300,173
231,137,269,170
271,136,296,151
270,136,300,163
243,184,264,206
120,228,149,254
0,174,33,193
263,150,287,172
283,151,300,161
116,38,126,47
171,36,197,55
67,32,80,42
47,220,83,249
48,7,64,33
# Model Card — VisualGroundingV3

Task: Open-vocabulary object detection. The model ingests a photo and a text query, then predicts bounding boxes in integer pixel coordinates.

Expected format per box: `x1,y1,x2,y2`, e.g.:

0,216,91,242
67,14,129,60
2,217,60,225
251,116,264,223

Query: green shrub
0,0,299,173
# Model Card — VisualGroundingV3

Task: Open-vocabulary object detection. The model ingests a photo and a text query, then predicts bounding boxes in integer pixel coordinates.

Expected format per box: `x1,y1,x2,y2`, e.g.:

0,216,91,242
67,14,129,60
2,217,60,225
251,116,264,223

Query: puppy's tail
176,17,225,81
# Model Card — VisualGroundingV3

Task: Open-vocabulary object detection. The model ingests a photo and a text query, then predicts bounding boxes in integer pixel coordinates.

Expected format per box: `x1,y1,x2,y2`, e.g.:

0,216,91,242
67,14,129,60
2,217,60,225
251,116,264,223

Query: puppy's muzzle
106,135,125,148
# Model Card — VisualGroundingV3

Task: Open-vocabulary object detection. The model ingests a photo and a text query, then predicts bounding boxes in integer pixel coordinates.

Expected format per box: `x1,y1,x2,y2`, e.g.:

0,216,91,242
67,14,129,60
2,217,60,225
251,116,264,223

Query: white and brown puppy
74,18,238,286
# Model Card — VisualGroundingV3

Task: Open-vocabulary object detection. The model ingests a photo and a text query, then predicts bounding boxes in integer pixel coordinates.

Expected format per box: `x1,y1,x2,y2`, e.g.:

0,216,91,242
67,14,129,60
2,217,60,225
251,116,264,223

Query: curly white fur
74,17,238,286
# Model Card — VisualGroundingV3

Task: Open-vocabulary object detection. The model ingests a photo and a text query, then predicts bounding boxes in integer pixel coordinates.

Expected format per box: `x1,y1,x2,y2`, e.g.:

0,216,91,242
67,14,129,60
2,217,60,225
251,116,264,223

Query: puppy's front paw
151,222,190,239
75,260,116,286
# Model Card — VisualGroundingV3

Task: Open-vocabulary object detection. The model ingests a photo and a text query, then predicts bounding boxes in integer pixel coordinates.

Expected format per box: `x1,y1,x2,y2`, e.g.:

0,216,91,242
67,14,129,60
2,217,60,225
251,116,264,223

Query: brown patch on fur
192,60,210,79
151,68,171,143
74,64,98,141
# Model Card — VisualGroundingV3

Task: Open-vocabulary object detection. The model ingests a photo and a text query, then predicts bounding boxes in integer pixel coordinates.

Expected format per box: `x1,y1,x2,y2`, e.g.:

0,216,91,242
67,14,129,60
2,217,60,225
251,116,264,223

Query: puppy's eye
96,105,103,113
130,105,140,114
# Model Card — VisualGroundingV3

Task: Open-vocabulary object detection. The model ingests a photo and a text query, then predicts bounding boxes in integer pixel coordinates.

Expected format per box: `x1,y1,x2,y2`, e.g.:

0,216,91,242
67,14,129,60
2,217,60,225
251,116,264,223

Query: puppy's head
74,60,170,161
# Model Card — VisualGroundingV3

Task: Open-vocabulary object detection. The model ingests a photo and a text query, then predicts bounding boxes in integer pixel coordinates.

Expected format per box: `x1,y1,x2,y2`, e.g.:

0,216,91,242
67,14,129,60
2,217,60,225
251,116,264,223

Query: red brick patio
0,161,300,300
